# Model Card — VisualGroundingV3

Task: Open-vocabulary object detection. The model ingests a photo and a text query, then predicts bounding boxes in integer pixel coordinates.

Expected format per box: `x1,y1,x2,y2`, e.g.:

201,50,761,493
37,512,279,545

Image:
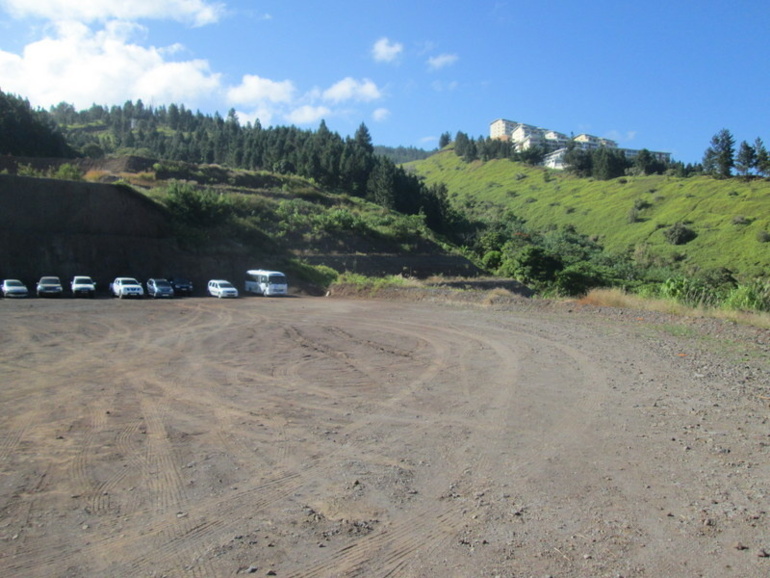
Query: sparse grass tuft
482,287,517,306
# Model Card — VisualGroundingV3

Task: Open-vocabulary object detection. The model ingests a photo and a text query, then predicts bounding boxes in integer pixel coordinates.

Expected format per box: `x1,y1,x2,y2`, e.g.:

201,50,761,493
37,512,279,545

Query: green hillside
406,150,770,280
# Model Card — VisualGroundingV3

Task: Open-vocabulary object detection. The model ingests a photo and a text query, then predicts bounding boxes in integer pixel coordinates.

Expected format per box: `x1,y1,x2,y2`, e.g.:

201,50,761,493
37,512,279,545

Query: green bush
481,250,502,271
554,262,610,296
291,263,339,290
663,222,696,245
723,280,770,312
52,163,83,181
659,277,721,308
164,182,232,227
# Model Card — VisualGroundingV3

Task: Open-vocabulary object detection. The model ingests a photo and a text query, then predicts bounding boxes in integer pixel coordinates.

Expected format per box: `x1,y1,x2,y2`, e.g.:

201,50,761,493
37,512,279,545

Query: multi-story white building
490,118,670,169
489,118,518,141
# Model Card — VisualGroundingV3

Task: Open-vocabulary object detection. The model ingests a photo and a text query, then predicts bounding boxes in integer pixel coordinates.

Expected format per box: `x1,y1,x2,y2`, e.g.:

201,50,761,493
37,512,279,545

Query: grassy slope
407,150,770,279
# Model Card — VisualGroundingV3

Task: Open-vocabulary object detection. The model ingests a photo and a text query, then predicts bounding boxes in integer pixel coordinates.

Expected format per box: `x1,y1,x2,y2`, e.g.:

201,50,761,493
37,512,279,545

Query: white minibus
245,269,288,296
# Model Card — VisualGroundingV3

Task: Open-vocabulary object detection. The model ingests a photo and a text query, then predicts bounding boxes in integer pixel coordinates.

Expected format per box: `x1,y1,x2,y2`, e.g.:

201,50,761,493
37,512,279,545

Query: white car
208,279,239,298
71,276,96,298
2,279,29,298
110,277,144,298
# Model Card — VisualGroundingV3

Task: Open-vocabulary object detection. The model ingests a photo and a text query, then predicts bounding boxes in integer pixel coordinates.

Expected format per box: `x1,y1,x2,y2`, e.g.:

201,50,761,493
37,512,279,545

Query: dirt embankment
0,163,483,291
0,173,235,291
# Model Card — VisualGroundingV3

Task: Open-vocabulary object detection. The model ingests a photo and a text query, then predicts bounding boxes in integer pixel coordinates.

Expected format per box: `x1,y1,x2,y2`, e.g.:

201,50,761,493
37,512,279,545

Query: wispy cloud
427,53,458,71
605,129,637,143
1,0,225,27
372,108,390,122
372,37,403,63
431,80,459,92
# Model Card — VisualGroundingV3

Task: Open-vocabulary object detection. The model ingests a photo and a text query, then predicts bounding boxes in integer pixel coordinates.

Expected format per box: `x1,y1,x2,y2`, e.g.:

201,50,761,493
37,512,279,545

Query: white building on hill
489,118,671,169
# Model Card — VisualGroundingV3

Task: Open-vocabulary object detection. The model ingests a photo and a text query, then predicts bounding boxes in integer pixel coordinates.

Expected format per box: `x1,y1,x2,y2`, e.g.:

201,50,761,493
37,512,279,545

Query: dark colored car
168,277,193,296
147,278,175,298
36,276,64,297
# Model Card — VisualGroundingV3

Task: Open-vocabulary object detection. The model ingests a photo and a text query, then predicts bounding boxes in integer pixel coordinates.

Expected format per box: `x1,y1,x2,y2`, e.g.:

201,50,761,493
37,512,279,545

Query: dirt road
1,295,769,577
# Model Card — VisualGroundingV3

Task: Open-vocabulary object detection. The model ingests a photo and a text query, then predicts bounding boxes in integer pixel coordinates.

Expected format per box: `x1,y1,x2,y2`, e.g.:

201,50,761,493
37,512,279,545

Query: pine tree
703,129,735,178
754,137,769,177
735,140,756,178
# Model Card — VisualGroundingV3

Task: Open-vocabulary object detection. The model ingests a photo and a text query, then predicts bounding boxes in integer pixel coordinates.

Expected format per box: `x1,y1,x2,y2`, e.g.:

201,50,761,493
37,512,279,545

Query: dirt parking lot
1,294,769,577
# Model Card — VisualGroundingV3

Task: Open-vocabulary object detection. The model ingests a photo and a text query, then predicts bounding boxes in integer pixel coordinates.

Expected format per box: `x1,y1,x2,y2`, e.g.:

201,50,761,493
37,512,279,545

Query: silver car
36,276,63,297
2,279,29,298
146,278,175,298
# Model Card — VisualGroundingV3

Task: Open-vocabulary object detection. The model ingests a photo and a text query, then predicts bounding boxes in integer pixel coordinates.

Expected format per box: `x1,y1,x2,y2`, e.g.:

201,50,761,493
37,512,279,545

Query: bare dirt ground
1,294,769,577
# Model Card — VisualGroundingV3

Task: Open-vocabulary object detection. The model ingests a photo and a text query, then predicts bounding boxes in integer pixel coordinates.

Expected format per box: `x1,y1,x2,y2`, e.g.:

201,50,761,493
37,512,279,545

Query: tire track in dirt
272,310,614,576
286,507,468,578
140,399,188,513
69,308,462,575
246,313,510,576
6,298,751,576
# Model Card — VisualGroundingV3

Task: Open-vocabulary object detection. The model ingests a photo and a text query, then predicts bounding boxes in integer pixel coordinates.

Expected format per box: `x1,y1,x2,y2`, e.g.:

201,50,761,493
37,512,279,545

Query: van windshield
268,275,286,284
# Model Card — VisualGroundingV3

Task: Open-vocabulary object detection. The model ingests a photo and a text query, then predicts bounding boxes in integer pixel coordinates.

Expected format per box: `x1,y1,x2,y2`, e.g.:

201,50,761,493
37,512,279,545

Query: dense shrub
164,182,232,227
554,262,611,296
723,280,770,312
663,222,697,245
658,277,721,308
499,246,563,286
481,250,503,271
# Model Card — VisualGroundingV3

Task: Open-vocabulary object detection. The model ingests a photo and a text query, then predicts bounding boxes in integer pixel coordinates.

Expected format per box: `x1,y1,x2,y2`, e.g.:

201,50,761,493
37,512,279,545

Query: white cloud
286,105,331,125
0,3,389,130
0,20,221,109
227,75,295,105
427,53,458,71
322,77,382,103
0,0,225,26
372,37,403,63
372,108,390,122
234,105,276,128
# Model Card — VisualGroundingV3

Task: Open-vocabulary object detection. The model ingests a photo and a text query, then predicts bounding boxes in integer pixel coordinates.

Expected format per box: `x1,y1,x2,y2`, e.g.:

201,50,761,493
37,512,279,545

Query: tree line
0,91,458,238
0,92,73,157
702,128,770,179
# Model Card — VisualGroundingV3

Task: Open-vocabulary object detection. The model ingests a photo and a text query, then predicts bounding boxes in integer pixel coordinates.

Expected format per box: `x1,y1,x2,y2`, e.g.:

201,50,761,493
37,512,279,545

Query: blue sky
0,1,768,165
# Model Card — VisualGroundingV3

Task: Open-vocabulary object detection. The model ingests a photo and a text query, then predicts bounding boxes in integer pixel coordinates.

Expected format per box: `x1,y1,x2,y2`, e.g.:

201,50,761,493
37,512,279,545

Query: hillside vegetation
5,89,770,311
407,149,770,279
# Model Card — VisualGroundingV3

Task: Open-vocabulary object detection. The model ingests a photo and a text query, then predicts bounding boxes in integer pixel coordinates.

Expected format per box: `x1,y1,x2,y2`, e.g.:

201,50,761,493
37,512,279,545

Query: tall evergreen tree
703,128,735,178
754,137,769,177
735,140,756,178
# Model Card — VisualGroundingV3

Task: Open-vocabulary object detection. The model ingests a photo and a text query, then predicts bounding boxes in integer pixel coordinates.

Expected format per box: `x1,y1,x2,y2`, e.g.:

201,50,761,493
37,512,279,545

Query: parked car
146,278,175,298
36,276,63,297
70,276,96,298
2,279,29,298
110,277,144,298
168,276,194,296
207,279,239,298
